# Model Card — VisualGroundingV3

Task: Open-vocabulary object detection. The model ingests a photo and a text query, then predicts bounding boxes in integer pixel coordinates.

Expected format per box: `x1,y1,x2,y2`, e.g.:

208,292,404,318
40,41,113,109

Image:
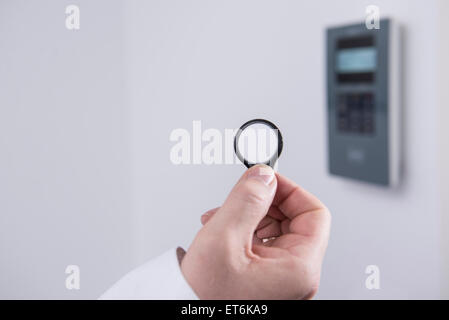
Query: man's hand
181,165,331,300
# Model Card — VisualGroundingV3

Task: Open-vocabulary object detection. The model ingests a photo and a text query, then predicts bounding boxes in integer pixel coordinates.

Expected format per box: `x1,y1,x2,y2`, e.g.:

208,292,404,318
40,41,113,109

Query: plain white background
0,0,448,299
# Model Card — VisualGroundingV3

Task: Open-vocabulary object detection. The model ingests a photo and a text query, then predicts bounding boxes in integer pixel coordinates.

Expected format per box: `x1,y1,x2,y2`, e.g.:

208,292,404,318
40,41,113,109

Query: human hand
181,165,331,300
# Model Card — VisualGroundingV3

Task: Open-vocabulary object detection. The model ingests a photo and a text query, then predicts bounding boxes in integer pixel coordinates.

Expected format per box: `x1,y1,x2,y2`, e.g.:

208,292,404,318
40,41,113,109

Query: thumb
210,165,277,245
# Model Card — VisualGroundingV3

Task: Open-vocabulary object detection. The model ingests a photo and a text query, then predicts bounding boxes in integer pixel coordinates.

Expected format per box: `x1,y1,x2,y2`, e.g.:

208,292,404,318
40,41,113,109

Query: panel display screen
336,47,377,73
336,36,376,83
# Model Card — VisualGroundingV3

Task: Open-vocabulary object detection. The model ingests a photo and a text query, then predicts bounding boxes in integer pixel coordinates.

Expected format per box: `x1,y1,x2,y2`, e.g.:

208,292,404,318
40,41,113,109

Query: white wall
437,0,449,299
125,0,443,299
0,0,446,299
0,1,134,299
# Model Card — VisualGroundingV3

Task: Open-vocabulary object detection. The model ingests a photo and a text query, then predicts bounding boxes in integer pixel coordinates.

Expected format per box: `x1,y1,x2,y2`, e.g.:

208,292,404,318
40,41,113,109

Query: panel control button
337,93,375,135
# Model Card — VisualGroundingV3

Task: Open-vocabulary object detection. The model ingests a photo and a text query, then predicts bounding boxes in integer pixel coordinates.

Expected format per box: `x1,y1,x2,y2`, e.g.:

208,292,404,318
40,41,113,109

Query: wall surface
0,0,134,299
0,0,446,299
125,0,443,299
437,0,449,299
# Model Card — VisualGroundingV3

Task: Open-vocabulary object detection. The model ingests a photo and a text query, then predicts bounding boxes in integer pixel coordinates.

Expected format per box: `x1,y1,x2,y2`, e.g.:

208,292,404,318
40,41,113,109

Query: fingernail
247,165,275,186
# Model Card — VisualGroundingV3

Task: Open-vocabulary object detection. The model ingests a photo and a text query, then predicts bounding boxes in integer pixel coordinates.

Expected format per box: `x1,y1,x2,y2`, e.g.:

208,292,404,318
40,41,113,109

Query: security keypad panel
326,19,401,186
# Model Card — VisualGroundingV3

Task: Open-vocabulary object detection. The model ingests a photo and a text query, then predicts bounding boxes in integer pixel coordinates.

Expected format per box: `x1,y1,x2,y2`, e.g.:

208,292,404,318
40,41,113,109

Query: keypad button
336,93,375,135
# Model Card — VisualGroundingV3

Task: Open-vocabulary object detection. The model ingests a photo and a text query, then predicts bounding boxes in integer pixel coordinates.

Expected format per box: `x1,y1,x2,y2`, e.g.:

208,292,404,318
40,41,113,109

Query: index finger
273,173,326,218
273,173,330,239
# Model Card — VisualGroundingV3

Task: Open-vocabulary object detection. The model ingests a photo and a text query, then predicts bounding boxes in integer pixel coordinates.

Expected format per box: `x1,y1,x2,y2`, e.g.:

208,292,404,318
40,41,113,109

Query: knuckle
322,206,332,220
237,182,269,207
324,207,332,223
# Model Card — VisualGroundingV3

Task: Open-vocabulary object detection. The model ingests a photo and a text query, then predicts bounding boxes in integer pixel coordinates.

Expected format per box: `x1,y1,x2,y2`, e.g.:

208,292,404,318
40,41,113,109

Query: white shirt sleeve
99,247,198,300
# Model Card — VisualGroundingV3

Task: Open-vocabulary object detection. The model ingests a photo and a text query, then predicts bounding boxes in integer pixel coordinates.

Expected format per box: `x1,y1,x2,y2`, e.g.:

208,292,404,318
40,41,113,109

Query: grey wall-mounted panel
326,19,401,186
